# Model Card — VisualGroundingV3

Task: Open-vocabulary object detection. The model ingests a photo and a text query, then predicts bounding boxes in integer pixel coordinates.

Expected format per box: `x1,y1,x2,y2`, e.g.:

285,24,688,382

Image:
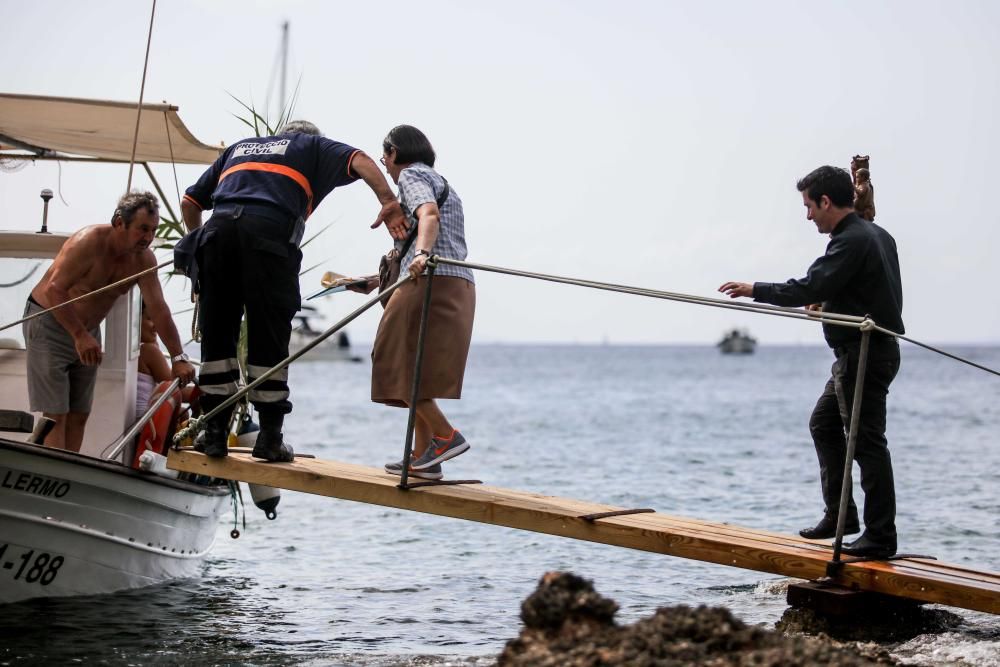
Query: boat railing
104,377,182,461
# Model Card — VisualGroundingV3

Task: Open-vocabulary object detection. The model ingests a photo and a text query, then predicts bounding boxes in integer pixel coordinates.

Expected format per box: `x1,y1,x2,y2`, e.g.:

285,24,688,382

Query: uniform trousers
196,209,302,427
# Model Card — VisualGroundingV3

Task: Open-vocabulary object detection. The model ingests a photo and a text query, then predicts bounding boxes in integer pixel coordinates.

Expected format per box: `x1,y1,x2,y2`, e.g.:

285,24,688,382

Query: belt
211,202,292,225
833,336,898,358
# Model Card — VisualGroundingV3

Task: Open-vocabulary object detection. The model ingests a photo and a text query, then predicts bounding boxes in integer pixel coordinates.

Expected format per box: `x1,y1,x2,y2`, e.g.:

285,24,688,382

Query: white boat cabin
0,230,141,459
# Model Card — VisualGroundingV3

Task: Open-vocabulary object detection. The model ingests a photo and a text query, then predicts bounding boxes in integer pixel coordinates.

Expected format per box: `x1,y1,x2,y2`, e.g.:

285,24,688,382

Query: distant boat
717,328,756,354
290,305,363,362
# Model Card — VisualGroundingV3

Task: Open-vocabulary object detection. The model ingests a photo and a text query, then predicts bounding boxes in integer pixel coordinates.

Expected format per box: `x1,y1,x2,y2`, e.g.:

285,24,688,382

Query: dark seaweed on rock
499,572,901,666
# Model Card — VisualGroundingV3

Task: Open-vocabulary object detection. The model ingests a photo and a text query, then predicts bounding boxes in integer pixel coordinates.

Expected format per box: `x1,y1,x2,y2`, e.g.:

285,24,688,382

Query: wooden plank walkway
168,450,1000,615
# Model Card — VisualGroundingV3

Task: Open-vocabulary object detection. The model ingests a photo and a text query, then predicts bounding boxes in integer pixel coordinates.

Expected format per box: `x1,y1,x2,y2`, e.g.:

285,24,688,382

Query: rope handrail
0,258,173,334
434,257,1000,378
172,276,408,444
436,258,867,327
873,324,1000,378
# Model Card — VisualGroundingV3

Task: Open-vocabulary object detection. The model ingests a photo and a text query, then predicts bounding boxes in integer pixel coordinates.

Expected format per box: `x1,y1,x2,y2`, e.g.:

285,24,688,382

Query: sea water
1,344,998,666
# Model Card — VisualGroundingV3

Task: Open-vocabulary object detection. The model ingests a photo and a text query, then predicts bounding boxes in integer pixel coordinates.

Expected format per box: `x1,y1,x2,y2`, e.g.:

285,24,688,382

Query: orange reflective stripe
346,149,361,179
217,162,314,215
182,194,203,210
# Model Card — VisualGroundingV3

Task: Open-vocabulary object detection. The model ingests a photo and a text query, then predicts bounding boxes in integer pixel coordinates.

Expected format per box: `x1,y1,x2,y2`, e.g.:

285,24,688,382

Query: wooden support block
787,581,920,617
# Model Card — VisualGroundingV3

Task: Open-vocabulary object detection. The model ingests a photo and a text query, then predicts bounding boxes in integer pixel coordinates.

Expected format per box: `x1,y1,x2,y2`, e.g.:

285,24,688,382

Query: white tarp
0,93,223,164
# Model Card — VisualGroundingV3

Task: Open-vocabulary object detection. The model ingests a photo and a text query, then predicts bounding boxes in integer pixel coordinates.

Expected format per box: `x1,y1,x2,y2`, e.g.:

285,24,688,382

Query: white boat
0,95,231,603
290,304,363,362
0,436,228,601
717,328,757,354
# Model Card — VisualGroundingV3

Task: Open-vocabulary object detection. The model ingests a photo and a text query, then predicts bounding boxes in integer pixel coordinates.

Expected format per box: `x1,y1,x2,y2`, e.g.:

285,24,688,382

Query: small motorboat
717,328,757,354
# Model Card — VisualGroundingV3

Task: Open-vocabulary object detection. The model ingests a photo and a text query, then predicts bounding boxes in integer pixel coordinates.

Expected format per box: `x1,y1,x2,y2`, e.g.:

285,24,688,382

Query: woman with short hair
372,125,475,480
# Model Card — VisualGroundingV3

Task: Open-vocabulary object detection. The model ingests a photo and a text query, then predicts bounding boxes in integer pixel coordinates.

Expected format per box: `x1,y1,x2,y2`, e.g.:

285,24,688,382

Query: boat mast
279,20,289,119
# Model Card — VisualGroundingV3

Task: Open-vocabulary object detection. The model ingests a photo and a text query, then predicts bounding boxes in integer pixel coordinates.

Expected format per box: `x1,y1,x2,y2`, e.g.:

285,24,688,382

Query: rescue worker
179,120,405,461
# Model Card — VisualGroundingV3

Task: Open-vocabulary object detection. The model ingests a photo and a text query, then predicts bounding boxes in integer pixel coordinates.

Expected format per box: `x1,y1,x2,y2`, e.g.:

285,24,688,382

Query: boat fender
249,483,280,520
236,413,260,446
235,415,280,519
132,381,183,468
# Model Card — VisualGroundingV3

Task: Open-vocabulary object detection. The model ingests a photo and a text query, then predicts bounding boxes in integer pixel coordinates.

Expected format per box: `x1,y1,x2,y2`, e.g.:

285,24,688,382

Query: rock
499,572,901,666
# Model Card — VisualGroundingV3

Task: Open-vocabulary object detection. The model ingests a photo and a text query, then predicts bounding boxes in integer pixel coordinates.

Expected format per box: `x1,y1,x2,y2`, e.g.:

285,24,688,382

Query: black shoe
251,429,294,463
799,514,860,539
841,533,897,559
200,421,229,458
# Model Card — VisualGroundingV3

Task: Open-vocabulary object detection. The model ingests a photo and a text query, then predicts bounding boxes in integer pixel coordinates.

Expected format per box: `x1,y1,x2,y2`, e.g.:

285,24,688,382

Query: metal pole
106,378,181,461
399,263,437,488
831,324,872,562
279,20,289,113
38,189,53,234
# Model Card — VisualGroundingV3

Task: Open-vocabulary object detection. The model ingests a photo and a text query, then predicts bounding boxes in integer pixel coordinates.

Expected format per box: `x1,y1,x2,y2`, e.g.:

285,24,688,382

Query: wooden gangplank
168,450,1000,615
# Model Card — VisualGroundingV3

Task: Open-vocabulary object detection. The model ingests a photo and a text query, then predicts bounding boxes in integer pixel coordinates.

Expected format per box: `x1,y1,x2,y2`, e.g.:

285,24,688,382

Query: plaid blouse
397,163,474,284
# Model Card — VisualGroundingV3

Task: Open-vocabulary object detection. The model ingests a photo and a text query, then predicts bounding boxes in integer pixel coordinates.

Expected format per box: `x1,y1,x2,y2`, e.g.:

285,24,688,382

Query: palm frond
300,219,335,249
299,259,327,278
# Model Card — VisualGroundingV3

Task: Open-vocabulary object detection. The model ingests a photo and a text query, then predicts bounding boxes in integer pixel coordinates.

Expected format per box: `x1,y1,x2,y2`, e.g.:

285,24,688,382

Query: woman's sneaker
383,459,443,480
410,431,470,470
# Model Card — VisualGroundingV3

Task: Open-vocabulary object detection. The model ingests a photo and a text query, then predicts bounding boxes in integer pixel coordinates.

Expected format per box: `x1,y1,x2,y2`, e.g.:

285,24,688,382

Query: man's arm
181,151,227,232
137,257,196,384
350,153,407,240
180,197,203,232
752,236,862,307
721,233,865,307
39,229,105,366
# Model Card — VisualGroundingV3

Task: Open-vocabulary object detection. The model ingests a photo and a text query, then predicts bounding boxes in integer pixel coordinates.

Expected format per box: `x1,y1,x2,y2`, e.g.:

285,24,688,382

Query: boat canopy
0,93,223,164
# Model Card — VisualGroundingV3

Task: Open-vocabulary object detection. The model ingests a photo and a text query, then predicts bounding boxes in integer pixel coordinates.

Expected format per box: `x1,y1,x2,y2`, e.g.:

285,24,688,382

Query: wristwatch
171,353,190,363
415,249,431,257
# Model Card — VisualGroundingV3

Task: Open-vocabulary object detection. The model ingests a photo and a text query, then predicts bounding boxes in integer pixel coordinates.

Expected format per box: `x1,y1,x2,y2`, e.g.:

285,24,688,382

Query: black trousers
808,340,900,545
196,210,302,427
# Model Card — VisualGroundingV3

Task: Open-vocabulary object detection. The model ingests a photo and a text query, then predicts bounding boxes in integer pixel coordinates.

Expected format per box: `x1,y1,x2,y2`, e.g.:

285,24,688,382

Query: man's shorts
22,296,101,414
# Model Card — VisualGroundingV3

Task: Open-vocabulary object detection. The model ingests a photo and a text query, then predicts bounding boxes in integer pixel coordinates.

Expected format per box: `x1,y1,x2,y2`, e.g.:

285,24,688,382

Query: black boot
200,419,229,458
251,428,294,463
799,513,859,539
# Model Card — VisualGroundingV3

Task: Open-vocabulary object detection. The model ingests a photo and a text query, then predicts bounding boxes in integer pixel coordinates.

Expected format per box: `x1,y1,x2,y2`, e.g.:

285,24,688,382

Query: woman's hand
409,253,429,280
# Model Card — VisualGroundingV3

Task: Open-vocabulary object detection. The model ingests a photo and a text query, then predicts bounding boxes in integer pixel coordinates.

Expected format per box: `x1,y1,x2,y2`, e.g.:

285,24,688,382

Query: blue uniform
184,133,360,222
184,133,362,427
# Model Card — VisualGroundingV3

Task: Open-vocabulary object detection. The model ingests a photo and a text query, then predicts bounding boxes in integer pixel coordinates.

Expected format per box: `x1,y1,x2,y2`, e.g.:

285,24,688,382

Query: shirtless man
24,191,196,452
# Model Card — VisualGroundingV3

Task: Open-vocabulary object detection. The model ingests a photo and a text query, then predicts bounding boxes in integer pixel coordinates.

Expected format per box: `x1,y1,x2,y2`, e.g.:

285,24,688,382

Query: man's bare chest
69,259,141,298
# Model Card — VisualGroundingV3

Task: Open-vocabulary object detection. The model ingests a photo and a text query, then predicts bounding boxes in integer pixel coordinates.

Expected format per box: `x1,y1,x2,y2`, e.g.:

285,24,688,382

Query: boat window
0,258,52,350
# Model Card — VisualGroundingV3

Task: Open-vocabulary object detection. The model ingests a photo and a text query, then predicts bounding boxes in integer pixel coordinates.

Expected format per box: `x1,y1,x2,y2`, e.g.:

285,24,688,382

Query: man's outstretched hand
718,281,753,299
371,200,408,240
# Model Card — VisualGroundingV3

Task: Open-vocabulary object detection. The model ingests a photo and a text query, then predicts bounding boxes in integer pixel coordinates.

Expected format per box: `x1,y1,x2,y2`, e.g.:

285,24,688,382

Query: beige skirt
371,276,475,407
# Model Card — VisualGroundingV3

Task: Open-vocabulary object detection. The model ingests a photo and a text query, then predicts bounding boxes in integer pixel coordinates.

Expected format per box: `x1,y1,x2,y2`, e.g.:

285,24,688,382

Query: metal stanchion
829,323,872,568
38,189,53,234
399,262,437,489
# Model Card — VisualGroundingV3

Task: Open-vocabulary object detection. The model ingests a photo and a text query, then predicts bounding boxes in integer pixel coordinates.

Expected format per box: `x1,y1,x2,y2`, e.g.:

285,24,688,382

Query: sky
2,0,999,346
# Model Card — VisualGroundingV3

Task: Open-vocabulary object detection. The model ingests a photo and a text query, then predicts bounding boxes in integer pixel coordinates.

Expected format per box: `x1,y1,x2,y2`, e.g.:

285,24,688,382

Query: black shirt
752,213,904,349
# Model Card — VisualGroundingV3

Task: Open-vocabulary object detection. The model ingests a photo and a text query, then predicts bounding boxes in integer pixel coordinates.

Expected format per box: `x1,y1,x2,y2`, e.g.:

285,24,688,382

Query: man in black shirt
719,165,904,559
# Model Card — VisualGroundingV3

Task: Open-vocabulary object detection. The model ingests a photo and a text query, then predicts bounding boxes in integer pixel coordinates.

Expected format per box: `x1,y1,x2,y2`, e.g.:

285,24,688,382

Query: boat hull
0,439,229,603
